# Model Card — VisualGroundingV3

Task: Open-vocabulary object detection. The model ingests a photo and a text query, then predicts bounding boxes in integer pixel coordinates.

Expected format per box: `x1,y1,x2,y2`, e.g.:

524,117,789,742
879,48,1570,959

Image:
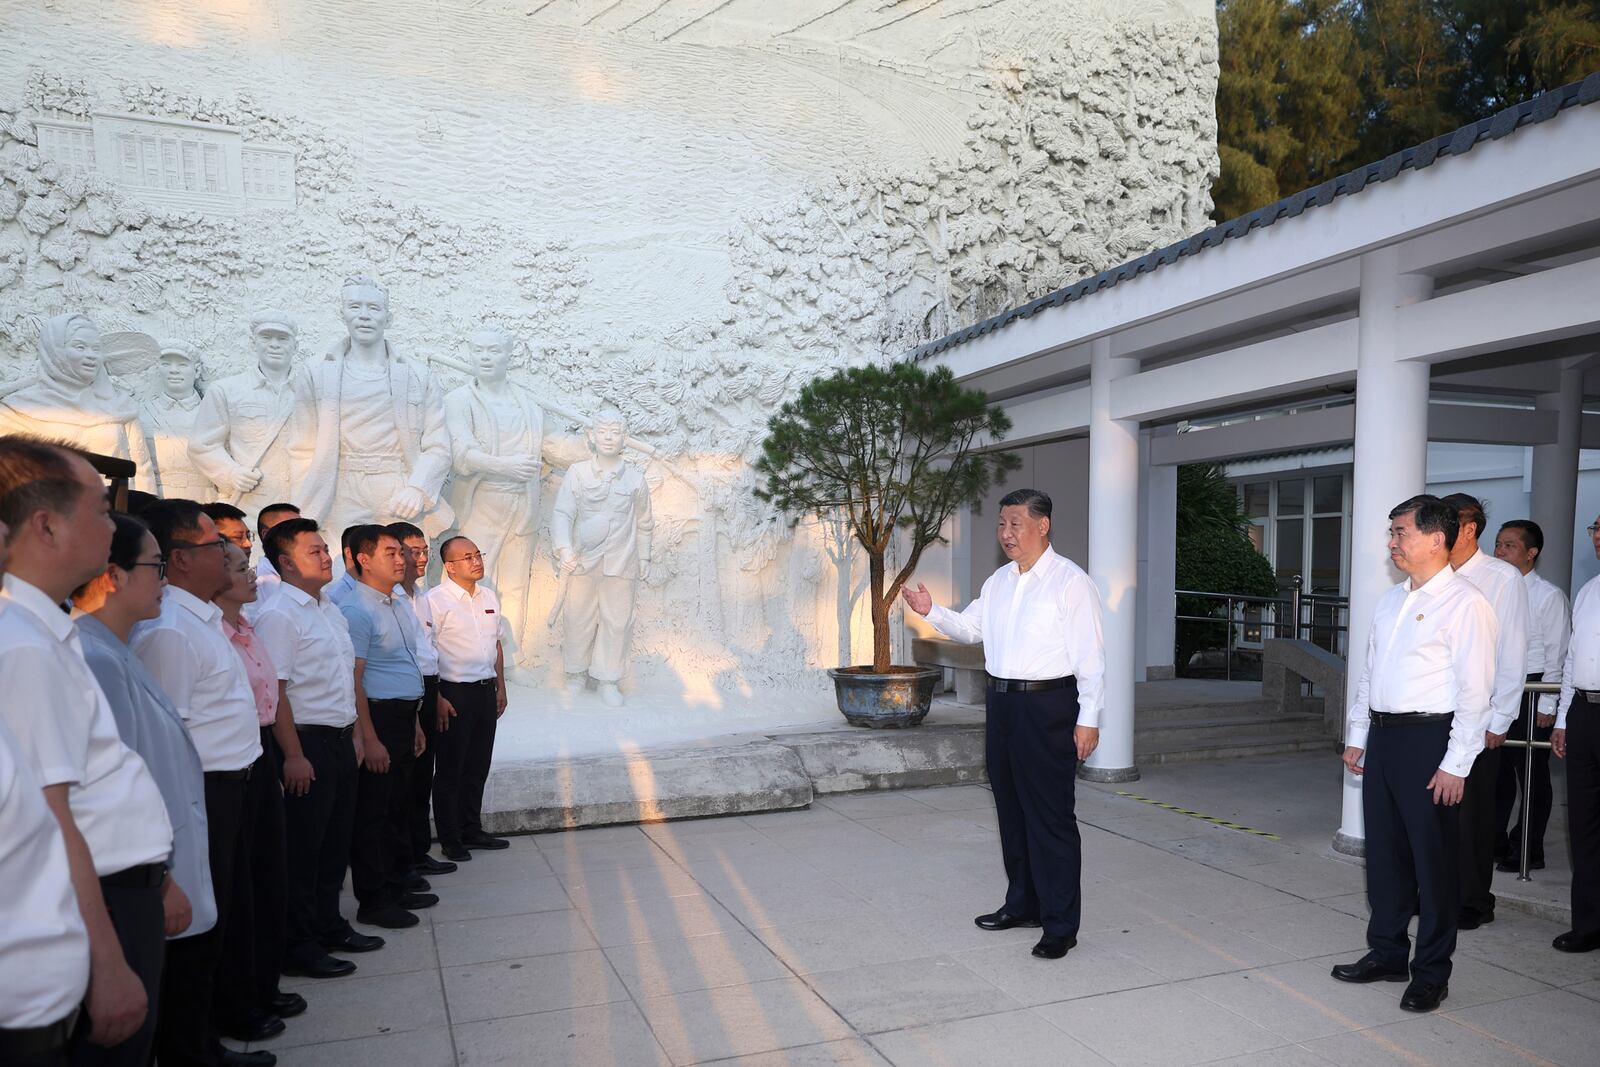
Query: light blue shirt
75,613,217,938
332,580,424,701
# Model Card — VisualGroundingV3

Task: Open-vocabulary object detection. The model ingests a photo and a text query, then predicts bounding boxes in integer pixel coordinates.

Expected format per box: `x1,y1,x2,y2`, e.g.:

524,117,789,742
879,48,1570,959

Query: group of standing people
0,432,515,1067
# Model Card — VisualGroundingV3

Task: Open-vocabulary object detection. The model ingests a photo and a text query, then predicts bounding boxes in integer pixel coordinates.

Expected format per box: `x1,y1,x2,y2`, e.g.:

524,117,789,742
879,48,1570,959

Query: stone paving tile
1568,978,1600,1001
558,860,707,905
708,877,883,930
752,912,943,976
951,937,1167,1007
452,1001,670,1066
1451,913,1600,987
422,873,574,921
1151,832,1290,868
802,955,1020,1034
638,975,857,1065
290,923,438,978
695,1037,892,1066
1213,900,1371,958
1444,988,1600,1065
895,785,994,812
866,1008,1112,1066
1099,914,1297,981
270,969,449,1049
1035,984,1283,1066
603,927,793,998
577,888,748,947
418,841,553,885
434,908,600,966
1300,1014,1538,1066
815,792,935,817
259,1027,456,1067
1189,1045,1336,1066
1179,956,1412,1043
1229,854,1370,901
441,948,631,1024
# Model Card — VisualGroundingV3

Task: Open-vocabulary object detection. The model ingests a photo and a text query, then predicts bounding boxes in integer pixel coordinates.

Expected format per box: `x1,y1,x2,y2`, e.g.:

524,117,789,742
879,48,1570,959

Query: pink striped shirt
222,615,279,728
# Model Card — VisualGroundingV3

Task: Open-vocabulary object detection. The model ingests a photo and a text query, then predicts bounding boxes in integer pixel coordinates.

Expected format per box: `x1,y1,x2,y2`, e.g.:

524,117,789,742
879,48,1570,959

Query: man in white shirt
0,436,175,1062
903,489,1105,961
249,503,301,612
1441,493,1529,931
1551,512,1600,955
1492,519,1568,873
426,536,511,863
255,517,384,979
1333,494,1496,1013
132,500,268,1067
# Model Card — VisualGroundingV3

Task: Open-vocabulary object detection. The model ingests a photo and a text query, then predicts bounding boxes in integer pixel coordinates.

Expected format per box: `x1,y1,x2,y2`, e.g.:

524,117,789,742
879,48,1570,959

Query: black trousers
351,698,420,910
410,675,440,863
69,873,164,1067
434,679,498,847
1496,699,1554,865
1363,716,1459,986
283,726,357,965
1569,694,1600,938
985,681,1082,938
1459,742,1501,921
156,772,246,1067
215,731,286,1029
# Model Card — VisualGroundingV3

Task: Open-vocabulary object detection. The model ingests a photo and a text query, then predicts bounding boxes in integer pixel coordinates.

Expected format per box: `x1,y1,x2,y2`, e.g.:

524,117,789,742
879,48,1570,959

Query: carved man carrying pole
189,310,301,517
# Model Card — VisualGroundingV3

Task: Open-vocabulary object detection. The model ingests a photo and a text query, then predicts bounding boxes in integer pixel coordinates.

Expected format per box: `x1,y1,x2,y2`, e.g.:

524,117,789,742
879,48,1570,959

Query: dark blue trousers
986,680,1082,938
1363,716,1459,986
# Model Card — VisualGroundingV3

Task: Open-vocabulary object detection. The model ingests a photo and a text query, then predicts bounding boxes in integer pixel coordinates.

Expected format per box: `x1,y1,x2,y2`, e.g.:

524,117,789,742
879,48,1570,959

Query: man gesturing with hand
902,488,1105,962
1332,495,1497,1014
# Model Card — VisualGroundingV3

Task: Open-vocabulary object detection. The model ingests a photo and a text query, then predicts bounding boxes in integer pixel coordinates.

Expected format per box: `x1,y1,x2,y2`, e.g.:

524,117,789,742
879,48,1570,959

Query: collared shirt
0,575,173,876
332,580,425,701
925,547,1106,727
0,717,89,1028
426,578,507,683
76,613,217,938
254,583,357,728
1347,565,1497,778
250,555,282,619
394,583,440,677
132,586,263,772
1453,549,1530,735
1524,568,1569,716
222,615,281,727
1557,573,1600,730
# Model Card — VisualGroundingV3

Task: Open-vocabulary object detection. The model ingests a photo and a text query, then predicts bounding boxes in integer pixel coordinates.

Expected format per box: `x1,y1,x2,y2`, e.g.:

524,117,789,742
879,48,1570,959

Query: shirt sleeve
338,602,374,661
1442,593,1497,777
1346,609,1380,751
926,583,984,645
81,648,141,751
1061,571,1106,728
131,626,199,721
253,610,298,682
1485,572,1530,735
0,648,90,787
1538,588,1570,716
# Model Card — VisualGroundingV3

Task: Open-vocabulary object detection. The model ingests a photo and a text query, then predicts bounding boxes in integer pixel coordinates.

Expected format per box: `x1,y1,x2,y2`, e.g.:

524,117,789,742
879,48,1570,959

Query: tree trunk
868,548,892,672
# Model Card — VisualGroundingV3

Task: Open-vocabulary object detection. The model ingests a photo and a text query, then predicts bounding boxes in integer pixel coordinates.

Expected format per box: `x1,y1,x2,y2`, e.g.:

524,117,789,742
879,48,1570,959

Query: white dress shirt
0,575,173,876
1453,549,1530,735
394,583,440,676
0,716,90,1028
132,586,263,772
1523,568,1570,717
248,555,282,621
1347,565,1497,778
426,578,508,683
1556,573,1600,730
925,547,1106,728
254,583,357,728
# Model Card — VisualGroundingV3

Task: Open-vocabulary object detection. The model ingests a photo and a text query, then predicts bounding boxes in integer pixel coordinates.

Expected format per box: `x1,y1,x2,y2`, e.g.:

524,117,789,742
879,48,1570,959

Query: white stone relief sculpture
142,339,211,500
286,276,454,538
0,312,157,492
550,408,654,708
187,310,300,517
442,327,587,662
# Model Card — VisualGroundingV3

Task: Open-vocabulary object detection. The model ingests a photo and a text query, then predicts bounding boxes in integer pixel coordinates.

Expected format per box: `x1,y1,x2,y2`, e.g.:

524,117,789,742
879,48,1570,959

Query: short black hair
262,516,320,576
1390,494,1459,550
137,498,208,556
256,502,301,539
1440,492,1487,542
385,521,424,542
0,434,90,528
998,488,1052,522
72,513,154,601
202,501,247,524
343,523,393,575
1499,519,1544,557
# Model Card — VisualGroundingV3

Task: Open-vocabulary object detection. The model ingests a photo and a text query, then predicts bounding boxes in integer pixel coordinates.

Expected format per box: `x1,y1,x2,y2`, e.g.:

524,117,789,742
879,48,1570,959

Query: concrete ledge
784,722,987,794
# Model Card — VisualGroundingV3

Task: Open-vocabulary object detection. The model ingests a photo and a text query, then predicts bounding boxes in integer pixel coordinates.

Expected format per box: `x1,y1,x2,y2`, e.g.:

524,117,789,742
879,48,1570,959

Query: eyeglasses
170,539,227,553
446,552,484,563
1589,525,1600,535
128,560,168,579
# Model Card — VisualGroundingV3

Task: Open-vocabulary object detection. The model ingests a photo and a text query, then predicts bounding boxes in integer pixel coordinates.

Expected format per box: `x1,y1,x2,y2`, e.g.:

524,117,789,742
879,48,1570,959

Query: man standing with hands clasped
1333,495,1496,1013
902,488,1104,961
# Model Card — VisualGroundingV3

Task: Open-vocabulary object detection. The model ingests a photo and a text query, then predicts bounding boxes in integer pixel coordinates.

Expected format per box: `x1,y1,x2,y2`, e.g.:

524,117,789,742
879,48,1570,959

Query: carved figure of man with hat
190,310,302,519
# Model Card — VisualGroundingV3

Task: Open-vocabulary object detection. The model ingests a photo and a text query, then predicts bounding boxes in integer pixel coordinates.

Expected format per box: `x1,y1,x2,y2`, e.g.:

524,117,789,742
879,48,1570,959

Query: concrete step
1139,731,1343,765
1136,698,1326,725
1134,713,1329,749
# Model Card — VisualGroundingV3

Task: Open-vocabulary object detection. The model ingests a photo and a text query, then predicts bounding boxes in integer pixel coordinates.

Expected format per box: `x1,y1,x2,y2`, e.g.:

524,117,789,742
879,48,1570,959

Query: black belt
368,697,424,710
101,861,166,889
297,723,355,738
988,676,1072,693
442,677,497,687
1576,690,1600,703
207,765,252,781
1369,711,1453,727
0,1012,77,1057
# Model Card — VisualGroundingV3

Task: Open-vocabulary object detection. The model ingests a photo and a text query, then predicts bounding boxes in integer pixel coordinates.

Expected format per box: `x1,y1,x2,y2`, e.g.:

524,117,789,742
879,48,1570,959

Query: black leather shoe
399,891,439,910
974,911,1042,931
1553,930,1600,953
1458,910,1494,930
1330,954,1409,984
357,905,419,929
221,1014,284,1042
220,1050,277,1067
464,830,510,850
321,930,385,953
1399,979,1448,1012
404,873,432,892
1496,857,1544,872
269,992,306,1018
415,854,458,875
441,843,472,862
1031,934,1076,959
282,954,356,979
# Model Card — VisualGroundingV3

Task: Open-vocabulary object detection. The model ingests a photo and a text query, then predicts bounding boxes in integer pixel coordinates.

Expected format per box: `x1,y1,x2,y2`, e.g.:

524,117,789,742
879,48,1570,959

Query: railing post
1225,595,1233,682
1519,687,1537,882
1290,575,1303,642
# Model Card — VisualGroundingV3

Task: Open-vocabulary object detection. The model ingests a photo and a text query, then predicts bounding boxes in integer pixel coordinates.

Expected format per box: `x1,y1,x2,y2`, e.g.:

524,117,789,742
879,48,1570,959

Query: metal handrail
1506,681,1559,882
1176,578,1350,680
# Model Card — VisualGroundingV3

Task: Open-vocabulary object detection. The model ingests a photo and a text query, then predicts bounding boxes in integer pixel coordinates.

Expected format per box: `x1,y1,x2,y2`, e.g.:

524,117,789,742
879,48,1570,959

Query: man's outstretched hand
901,583,932,616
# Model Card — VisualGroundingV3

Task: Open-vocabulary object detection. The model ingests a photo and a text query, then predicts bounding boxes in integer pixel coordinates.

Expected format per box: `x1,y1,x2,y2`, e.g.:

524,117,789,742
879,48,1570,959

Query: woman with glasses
70,513,216,944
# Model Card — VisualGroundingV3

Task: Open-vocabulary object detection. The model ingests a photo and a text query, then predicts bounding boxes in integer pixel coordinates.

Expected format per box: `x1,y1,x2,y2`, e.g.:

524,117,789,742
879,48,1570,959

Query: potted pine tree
755,361,1018,726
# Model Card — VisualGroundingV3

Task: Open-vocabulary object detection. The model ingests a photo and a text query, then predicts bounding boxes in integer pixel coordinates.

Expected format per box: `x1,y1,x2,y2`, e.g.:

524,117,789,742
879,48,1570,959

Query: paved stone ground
252,753,1600,1066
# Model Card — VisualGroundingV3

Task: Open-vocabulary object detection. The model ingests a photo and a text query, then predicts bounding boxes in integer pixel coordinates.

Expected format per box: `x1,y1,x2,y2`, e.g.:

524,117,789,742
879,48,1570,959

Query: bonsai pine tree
755,361,1019,673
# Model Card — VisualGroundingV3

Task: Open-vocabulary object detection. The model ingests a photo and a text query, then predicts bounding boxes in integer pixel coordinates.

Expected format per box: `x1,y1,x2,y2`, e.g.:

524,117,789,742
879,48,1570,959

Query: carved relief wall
0,0,1219,706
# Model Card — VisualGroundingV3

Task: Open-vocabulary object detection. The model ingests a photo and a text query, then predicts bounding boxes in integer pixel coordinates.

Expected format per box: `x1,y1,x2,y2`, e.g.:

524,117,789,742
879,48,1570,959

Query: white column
1531,362,1584,595
1139,427,1178,680
1084,335,1141,781
1335,250,1434,856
